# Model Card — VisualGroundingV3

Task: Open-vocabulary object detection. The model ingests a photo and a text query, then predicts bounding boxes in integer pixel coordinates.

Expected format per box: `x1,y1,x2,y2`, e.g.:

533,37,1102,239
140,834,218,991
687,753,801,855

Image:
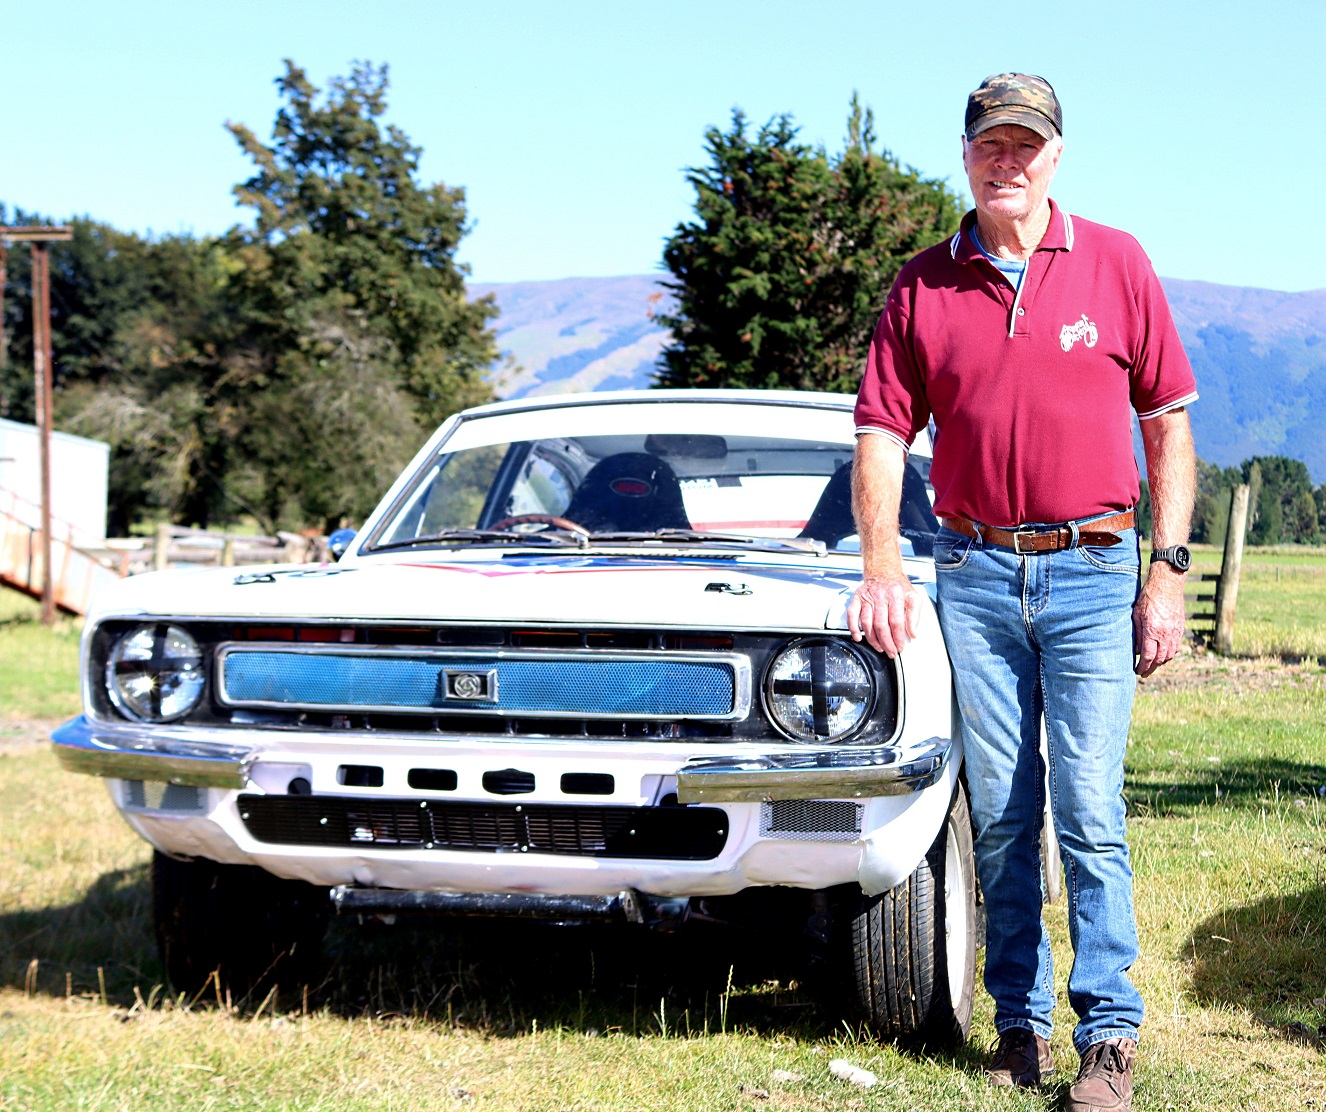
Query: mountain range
471,275,1326,480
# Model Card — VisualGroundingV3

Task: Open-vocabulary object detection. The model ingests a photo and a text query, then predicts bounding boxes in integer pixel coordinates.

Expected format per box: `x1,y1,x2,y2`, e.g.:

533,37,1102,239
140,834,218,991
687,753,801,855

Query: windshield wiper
587,529,826,554
370,529,589,552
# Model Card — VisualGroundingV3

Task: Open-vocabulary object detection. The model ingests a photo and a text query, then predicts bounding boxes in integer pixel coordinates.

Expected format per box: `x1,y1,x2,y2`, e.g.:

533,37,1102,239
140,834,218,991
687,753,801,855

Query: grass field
1184,543,1326,659
1,551,1325,1110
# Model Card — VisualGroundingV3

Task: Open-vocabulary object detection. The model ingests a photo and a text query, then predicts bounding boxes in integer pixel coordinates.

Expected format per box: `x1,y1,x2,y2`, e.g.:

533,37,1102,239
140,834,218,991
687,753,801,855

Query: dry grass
3,563,1326,1109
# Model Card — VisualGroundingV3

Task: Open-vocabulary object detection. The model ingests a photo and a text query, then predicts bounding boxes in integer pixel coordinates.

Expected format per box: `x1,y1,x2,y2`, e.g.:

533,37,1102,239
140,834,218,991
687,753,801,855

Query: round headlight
106,624,206,722
764,638,874,743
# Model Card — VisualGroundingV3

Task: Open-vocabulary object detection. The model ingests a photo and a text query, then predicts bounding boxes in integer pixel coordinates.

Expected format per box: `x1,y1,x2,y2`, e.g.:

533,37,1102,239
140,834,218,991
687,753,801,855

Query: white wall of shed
0,418,111,540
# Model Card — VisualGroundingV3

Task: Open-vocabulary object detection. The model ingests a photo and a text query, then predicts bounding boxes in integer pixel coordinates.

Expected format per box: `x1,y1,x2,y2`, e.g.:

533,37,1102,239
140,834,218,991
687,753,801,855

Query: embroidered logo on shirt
1059,314,1099,352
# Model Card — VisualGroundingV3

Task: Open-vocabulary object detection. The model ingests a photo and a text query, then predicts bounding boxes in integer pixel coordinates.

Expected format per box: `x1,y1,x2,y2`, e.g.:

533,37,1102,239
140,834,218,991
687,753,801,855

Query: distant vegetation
0,61,496,534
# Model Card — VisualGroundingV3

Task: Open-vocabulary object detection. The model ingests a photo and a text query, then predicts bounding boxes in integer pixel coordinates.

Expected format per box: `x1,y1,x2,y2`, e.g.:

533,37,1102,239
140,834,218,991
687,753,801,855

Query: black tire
847,784,977,1047
152,851,329,1001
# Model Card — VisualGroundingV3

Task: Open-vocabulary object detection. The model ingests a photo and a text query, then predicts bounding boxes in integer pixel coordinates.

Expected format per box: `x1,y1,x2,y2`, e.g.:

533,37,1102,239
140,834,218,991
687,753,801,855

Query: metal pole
32,243,55,625
0,239,8,368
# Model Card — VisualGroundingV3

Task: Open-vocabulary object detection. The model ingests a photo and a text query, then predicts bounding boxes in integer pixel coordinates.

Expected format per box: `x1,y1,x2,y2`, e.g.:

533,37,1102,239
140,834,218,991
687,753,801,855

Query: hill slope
474,275,1326,478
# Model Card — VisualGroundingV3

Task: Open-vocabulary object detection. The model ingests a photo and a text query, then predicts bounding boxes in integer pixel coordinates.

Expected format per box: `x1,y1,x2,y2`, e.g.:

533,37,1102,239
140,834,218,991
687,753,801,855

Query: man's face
962,124,1062,223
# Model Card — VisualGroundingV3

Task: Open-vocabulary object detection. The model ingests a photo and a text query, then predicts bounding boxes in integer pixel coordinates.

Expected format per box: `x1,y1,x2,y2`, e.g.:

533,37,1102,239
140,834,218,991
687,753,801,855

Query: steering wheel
488,513,590,536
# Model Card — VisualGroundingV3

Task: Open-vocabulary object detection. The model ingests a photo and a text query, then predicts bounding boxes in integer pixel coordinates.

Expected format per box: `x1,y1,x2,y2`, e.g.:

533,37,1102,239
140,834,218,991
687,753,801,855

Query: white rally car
53,389,975,1045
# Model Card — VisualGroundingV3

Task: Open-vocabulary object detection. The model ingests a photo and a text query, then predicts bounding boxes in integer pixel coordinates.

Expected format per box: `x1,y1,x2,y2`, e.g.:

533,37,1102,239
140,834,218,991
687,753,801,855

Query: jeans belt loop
1012,525,1036,555
1068,520,1080,550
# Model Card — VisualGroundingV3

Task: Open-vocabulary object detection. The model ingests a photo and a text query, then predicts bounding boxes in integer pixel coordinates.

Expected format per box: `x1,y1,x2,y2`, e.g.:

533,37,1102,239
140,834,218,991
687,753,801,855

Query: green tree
0,209,241,532
1242,455,1314,545
1190,457,1242,545
657,97,963,392
1291,489,1320,543
226,60,498,431
4,62,503,535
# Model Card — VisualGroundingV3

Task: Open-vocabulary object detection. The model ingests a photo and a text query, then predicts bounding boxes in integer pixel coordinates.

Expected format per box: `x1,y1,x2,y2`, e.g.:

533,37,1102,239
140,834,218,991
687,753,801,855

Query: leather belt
940,510,1135,553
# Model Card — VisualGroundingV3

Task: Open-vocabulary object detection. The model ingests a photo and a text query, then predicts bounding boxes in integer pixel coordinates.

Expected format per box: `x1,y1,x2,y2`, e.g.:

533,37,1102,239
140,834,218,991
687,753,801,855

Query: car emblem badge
440,668,498,703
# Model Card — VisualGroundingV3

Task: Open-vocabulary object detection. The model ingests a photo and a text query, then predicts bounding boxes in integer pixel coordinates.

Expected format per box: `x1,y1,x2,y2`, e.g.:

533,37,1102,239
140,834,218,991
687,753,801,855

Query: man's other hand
848,573,920,657
1133,565,1186,676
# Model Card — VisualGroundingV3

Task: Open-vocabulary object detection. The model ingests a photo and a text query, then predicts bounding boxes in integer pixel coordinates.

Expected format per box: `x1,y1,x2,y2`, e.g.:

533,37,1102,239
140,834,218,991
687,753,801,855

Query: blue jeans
933,523,1143,1053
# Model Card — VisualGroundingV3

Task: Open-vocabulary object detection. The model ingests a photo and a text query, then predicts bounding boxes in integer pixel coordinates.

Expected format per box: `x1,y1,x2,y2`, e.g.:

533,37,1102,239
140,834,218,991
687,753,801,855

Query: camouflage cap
965,73,1062,141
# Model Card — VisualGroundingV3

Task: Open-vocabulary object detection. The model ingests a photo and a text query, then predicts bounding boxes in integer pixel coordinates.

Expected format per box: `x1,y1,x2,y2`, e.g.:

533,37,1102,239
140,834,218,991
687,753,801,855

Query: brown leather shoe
985,1026,1054,1088
1066,1038,1137,1112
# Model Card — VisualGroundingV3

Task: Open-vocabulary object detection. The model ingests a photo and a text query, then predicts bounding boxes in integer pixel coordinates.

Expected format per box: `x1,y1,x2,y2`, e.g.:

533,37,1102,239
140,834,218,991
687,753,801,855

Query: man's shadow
1183,881,1326,1046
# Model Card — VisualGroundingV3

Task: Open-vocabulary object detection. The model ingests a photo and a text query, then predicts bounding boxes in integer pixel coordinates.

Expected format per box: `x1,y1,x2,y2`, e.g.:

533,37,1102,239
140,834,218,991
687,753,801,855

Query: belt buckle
1011,525,1038,554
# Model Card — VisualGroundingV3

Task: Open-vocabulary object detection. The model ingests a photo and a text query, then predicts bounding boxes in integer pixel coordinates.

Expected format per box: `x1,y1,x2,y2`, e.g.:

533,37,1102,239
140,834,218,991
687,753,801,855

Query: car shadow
0,867,852,1040
0,863,157,1003
1125,756,1326,818
1183,881,1326,1046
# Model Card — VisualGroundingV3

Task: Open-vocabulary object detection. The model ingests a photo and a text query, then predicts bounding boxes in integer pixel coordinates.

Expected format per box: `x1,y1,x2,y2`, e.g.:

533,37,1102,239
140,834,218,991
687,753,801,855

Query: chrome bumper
51,713,951,804
675,736,951,803
51,716,254,789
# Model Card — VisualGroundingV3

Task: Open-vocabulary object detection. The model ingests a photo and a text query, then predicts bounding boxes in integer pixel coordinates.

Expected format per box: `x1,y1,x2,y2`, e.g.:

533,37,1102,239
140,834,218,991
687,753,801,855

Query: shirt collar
949,198,1073,263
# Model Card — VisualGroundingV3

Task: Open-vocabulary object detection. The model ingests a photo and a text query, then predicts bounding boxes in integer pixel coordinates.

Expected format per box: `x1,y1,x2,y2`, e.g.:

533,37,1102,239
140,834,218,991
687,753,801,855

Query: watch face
1173,544,1192,572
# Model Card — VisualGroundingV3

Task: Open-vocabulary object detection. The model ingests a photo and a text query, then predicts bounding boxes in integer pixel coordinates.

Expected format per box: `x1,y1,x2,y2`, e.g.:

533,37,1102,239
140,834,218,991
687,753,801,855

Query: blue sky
4,0,1321,291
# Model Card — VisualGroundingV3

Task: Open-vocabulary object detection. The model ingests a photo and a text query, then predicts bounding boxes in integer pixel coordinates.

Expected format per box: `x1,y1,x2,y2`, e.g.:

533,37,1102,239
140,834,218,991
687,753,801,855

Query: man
848,74,1196,1112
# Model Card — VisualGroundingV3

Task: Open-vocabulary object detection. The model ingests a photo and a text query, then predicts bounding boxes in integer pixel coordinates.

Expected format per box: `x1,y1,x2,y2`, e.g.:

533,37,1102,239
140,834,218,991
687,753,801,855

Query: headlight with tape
763,638,875,743
105,624,207,722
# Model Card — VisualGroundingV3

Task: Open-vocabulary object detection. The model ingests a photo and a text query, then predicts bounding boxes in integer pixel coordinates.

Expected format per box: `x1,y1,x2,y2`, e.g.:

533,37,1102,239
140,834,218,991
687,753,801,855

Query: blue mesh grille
222,652,735,717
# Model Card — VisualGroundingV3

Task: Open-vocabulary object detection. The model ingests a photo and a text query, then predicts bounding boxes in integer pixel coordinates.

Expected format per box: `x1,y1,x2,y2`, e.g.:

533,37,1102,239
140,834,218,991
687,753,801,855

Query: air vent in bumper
237,795,729,860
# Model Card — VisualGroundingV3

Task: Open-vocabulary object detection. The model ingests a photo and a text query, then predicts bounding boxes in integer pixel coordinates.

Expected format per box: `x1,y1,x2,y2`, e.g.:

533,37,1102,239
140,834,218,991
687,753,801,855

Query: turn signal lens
106,624,206,722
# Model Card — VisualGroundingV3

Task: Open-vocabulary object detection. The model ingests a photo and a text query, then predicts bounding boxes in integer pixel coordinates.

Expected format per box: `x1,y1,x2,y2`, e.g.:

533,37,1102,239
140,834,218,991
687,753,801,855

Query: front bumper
52,717,254,788
675,740,949,803
52,715,951,803
50,715,960,897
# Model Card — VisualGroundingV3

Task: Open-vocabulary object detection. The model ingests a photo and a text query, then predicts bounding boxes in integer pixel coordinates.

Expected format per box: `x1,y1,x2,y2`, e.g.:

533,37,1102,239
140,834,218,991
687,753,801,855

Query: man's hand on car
848,573,920,658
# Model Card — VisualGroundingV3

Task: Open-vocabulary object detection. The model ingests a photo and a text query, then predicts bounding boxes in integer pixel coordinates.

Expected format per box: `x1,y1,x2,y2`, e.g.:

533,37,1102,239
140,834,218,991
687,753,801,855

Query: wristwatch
1149,544,1192,572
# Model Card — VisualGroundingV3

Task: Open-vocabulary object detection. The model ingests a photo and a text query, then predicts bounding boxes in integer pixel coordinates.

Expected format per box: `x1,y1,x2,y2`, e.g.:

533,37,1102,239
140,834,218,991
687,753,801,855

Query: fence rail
1,487,330,615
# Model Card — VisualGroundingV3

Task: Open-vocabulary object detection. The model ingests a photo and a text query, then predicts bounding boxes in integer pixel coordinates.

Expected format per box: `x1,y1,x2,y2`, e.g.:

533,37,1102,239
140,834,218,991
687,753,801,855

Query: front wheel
847,784,977,1047
152,851,329,1001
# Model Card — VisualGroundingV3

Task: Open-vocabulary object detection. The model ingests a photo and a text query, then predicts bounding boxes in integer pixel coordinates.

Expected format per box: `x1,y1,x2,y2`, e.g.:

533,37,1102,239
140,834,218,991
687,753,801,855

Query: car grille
218,648,739,718
237,794,730,860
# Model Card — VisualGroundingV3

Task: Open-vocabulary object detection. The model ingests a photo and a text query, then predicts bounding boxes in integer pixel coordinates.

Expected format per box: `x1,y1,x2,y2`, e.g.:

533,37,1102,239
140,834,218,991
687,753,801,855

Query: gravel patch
1138,646,1326,695
0,719,58,754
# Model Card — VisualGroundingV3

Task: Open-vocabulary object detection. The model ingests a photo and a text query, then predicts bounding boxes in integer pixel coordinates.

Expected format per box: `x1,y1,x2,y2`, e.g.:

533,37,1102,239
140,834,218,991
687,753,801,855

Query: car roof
458,388,857,420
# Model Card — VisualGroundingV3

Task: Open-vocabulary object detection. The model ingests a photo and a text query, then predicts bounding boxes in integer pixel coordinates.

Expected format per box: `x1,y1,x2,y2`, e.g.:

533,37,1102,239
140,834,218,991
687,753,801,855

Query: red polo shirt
854,201,1197,526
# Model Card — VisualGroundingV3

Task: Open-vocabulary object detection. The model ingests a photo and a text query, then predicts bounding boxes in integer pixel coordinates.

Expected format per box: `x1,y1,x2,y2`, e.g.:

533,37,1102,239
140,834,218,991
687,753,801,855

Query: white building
0,417,110,542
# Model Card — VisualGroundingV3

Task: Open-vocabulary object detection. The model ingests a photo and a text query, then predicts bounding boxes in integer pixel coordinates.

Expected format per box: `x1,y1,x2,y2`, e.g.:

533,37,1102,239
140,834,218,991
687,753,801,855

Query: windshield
368,427,937,555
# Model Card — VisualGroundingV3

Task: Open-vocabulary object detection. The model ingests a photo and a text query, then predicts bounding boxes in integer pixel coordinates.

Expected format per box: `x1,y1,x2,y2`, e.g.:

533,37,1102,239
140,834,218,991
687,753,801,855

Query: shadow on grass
1184,882,1326,1045
1126,756,1326,818
0,862,157,1001
0,866,875,1043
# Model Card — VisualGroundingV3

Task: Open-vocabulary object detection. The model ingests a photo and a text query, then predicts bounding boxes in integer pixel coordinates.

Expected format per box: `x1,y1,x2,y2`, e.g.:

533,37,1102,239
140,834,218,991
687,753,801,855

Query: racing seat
562,452,691,533
799,461,938,550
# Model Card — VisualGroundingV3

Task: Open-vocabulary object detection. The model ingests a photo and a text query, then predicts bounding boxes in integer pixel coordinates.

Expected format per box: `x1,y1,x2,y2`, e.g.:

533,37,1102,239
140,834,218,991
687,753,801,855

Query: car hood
90,551,933,633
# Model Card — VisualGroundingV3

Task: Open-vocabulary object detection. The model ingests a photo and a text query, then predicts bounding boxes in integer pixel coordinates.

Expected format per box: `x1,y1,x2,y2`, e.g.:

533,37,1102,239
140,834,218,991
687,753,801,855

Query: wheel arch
855,734,963,896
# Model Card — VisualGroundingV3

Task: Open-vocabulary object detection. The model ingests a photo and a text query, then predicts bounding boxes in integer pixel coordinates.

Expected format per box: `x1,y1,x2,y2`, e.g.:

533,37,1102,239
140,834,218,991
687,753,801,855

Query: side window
505,451,574,518
414,444,510,534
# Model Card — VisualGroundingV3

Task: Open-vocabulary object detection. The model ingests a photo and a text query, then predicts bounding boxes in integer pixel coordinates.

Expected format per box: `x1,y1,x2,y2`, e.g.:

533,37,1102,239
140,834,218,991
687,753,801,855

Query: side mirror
327,528,358,561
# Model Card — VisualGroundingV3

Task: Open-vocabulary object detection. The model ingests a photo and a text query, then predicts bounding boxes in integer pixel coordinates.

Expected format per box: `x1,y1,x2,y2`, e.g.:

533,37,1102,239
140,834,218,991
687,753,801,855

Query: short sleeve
1128,253,1198,419
854,282,931,445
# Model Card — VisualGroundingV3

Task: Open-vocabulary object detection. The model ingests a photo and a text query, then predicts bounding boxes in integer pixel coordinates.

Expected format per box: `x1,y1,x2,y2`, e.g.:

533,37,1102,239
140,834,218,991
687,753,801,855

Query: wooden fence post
221,538,235,567
1213,484,1250,655
153,523,172,572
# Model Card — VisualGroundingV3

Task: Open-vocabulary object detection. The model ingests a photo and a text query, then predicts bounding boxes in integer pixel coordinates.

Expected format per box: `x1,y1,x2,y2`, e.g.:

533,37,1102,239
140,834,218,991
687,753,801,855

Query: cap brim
966,108,1058,141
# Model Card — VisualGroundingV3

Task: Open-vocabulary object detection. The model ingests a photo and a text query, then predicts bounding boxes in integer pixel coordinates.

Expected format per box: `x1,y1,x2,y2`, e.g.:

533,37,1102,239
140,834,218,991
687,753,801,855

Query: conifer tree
657,97,962,392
